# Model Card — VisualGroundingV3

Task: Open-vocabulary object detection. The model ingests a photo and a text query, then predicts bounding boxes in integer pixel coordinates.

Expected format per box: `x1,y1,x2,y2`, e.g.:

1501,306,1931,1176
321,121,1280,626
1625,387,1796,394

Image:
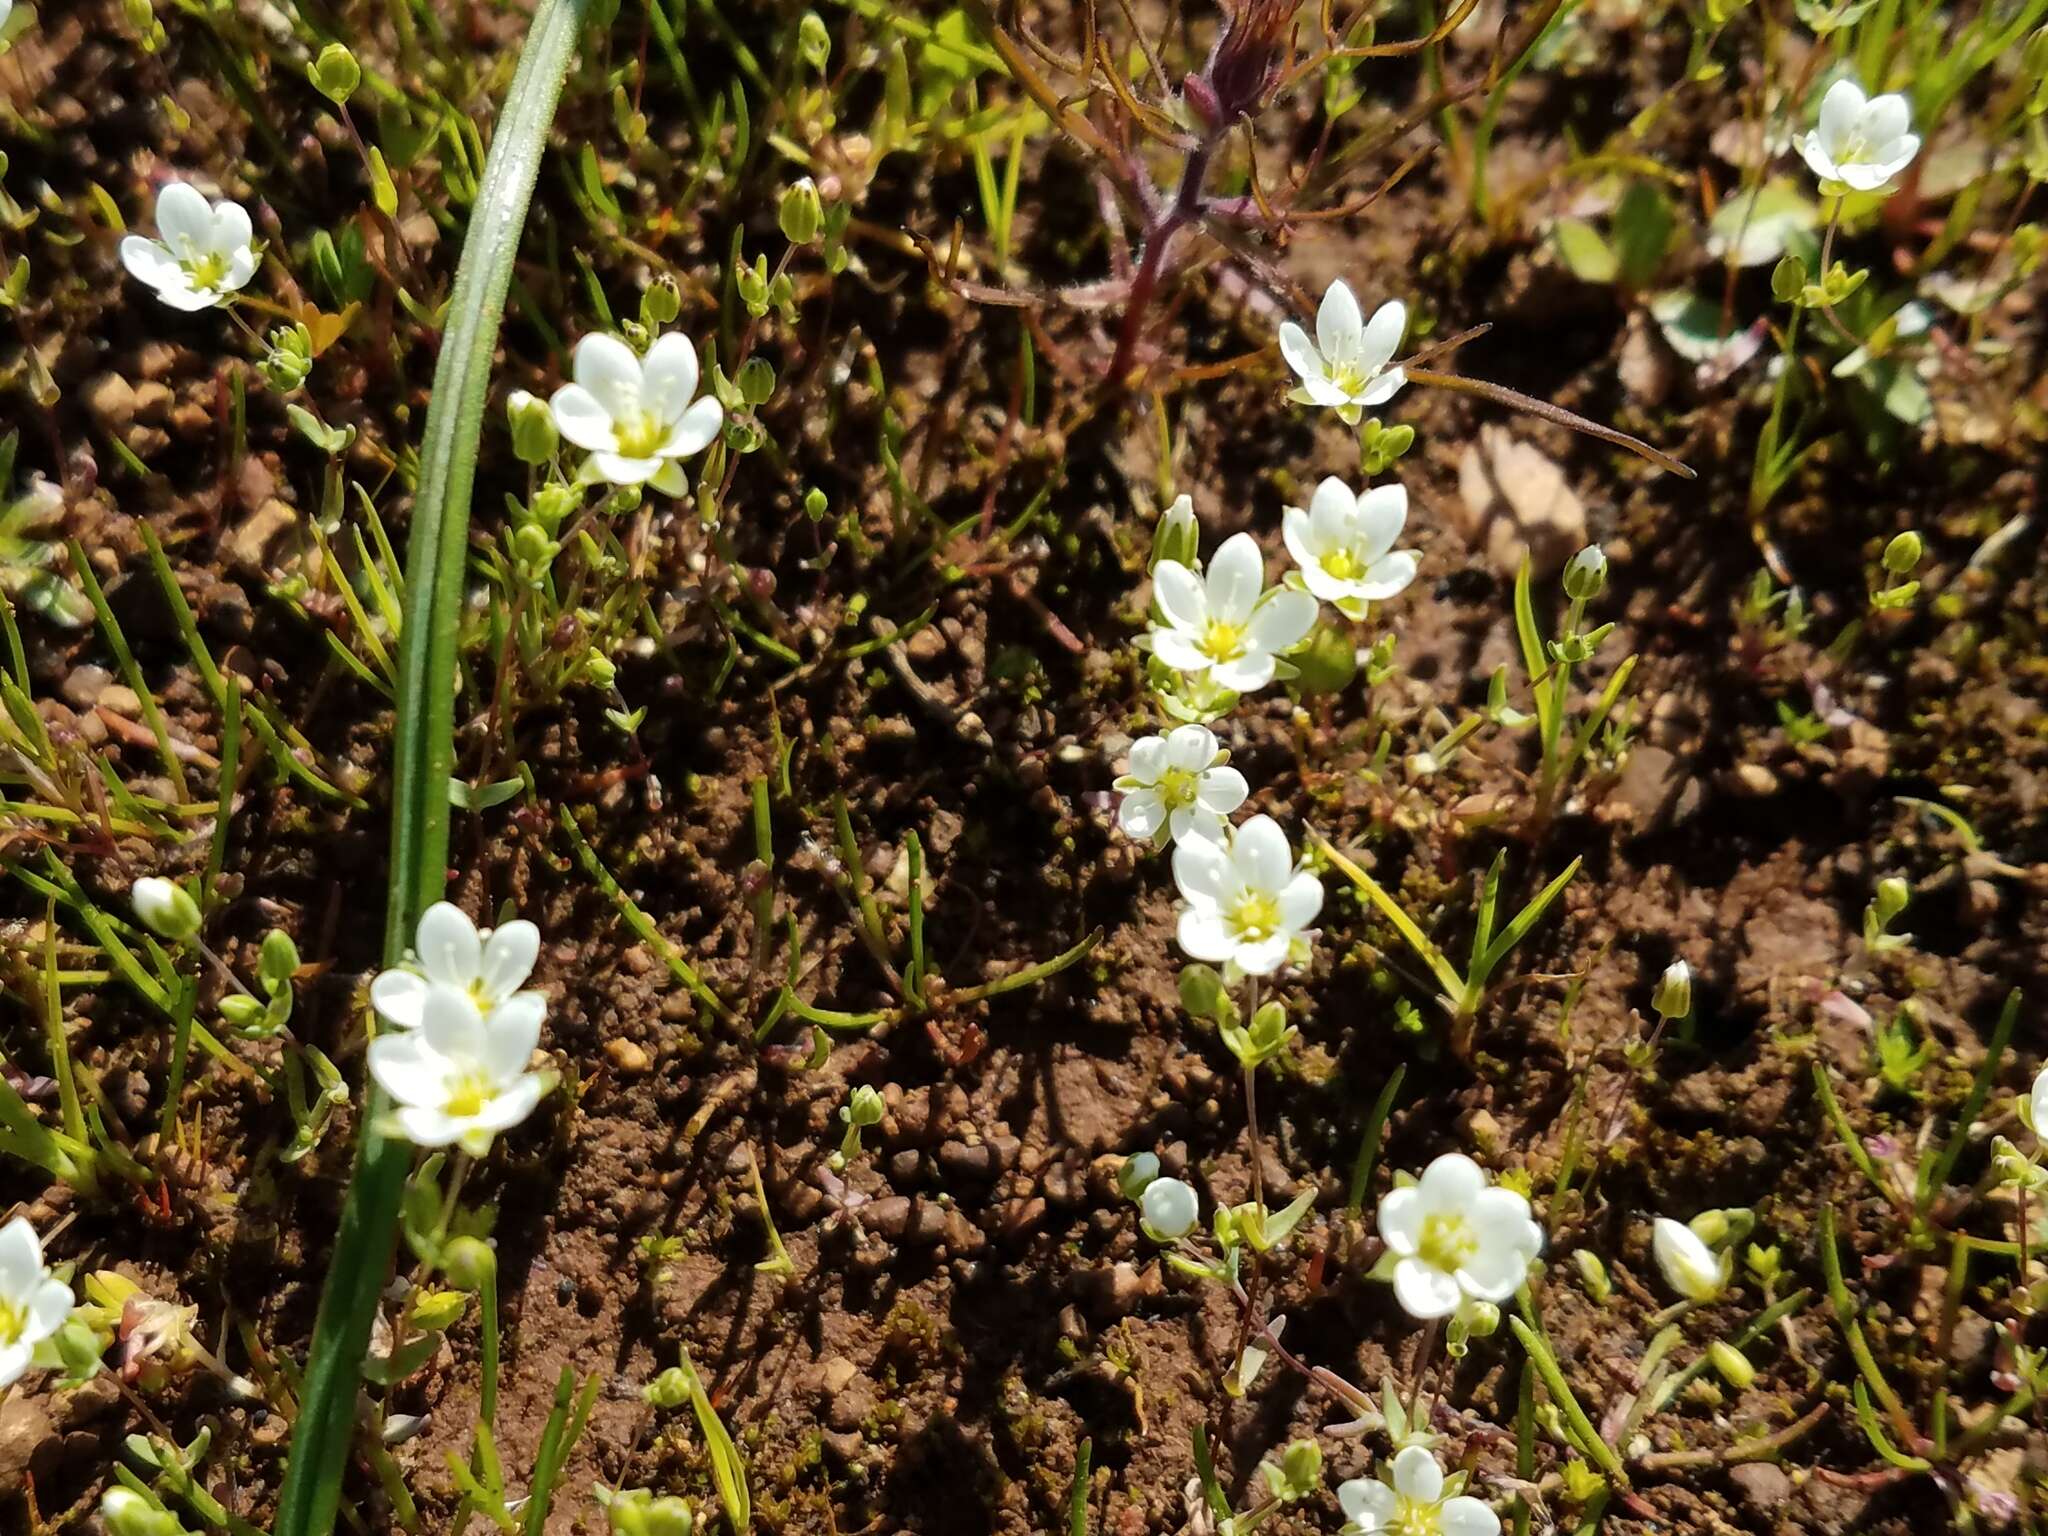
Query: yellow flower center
1389,1496,1443,1536
0,1295,25,1347
1158,767,1199,810
1199,619,1247,664
183,251,231,292
1330,361,1378,397
1320,547,1361,582
1417,1210,1477,1274
614,410,667,458
443,1072,493,1120
1226,891,1283,945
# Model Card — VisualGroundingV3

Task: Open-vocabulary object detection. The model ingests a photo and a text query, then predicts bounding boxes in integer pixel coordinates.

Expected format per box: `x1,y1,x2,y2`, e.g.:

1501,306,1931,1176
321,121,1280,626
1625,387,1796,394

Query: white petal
1339,1479,1397,1530
1277,320,1322,384
1353,551,1420,602
1210,653,1276,693
639,331,701,419
1152,560,1208,632
0,1218,41,1295
1170,807,1229,844
1233,934,1291,975
1377,1186,1422,1254
1281,506,1317,573
209,200,254,261
1358,367,1407,406
28,1276,73,1338
2031,1068,2048,1139
1308,477,1357,544
1440,1495,1502,1536
153,282,223,312
1277,870,1323,929
1391,1445,1444,1504
1417,1152,1487,1214
1118,789,1167,839
1231,815,1291,891
1163,724,1218,773
1195,765,1248,813
474,1072,546,1133
571,332,645,421
119,236,179,290
478,921,540,1002
1176,908,1237,963
1247,590,1318,653
416,902,482,988
1393,1257,1462,1319
481,992,545,1076
1151,630,1213,672
155,182,215,252
592,452,661,485
1837,162,1895,193
1652,1217,1723,1300
394,1104,466,1148
1316,280,1364,362
1125,735,1170,784
1172,835,1234,904
1816,78,1865,153
419,984,487,1061
368,1033,447,1106
1797,134,1839,183
369,969,430,1029
549,384,621,451
0,1343,31,1392
1352,483,1408,558
1861,93,1911,151
659,395,723,458
1358,300,1407,370
1204,533,1264,626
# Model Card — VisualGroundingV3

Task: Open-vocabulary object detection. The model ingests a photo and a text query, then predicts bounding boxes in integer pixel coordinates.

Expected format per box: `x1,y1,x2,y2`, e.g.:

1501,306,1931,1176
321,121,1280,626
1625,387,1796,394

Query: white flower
1651,1216,1731,1303
370,901,542,1033
1115,725,1247,845
1141,1176,1200,1240
1281,478,1419,613
1377,1153,1543,1319
118,183,260,312
2030,1064,2048,1140
1171,814,1322,977
1278,281,1408,423
0,1217,74,1390
549,332,724,494
1149,533,1317,695
1339,1446,1500,1536
1796,79,1920,195
368,983,549,1156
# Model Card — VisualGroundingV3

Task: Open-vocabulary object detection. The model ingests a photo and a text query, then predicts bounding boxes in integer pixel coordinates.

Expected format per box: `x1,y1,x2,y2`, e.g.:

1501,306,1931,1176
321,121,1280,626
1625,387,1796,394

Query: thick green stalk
271,5,590,1534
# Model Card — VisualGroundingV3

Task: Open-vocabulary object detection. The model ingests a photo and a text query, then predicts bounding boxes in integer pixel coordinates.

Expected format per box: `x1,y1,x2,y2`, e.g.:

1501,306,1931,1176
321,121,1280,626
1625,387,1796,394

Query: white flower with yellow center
1279,280,1408,425
1339,1446,1500,1536
1651,1216,1731,1303
549,332,723,494
1377,1153,1543,1319
368,983,550,1156
1171,814,1322,977
118,183,260,312
1149,532,1317,695
0,1217,74,1390
1796,78,1919,196
1115,724,1248,846
370,901,543,1037
1282,477,1419,616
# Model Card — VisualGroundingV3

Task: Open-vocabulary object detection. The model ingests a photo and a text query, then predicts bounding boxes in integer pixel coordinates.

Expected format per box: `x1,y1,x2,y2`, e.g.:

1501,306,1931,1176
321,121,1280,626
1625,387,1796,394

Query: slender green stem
271,6,592,1534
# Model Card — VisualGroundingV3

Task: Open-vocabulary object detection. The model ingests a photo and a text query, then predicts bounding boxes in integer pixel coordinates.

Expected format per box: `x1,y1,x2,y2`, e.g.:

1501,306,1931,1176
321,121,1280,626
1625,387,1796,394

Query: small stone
0,1396,56,1500
1729,1462,1793,1518
1454,424,1589,580
604,1038,652,1075
1724,763,1780,798
84,373,138,427
819,1356,859,1395
225,499,298,574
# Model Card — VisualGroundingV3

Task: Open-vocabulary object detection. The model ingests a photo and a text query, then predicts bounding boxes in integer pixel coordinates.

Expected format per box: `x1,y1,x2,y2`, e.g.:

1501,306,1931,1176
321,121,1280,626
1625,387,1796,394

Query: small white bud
131,877,202,942
1140,1175,1200,1240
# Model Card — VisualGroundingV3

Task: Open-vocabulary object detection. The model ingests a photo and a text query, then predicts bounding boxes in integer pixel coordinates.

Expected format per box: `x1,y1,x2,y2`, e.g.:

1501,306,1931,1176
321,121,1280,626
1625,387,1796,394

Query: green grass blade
271,6,593,1534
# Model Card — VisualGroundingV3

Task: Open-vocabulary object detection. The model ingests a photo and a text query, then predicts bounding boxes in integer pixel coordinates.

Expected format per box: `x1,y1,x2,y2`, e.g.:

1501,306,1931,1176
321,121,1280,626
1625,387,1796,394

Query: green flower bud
779,177,824,246
507,389,559,464
643,1366,691,1409
309,43,362,104
599,1488,696,1536
1117,1152,1160,1200
261,322,315,392
842,1084,884,1128
1563,544,1609,601
736,355,776,407
803,486,828,522
640,276,682,328
132,877,201,943
259,928,301,992
1574,1249,1612,1304
440,1237,497,1292
1882,530,1922,575
101,1489,196,1536
408,1287,469,1331
1708,1339,1756,1389
798,11,831,73
1651,960,1691,1022
1150,494,1199,572
1771,253,1807,303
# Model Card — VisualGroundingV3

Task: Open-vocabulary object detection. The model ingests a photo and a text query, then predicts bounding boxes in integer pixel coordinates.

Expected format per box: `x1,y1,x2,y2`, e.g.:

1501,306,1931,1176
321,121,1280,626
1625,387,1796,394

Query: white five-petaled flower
367,982,550,1156
1171,814,1322,977
1115,724,1248,846
1796,79,1920,195
1278,280,1408,424
1339,1446,1500,1536
1377,1153,1544,1320
1651,1216,1731,1303
1282,477,1419,614
549,332,724,494
1150,532,1317,695
0,1217,74,1390
118,183,260,312
370,900,543,1036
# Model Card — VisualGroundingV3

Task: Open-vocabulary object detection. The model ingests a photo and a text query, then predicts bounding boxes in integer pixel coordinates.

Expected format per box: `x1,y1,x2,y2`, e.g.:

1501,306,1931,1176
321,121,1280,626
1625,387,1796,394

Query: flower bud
102,1490,194,1536
507,389,559,464
1140,1175,1200,1240
1563,544,1608,601
779,177,824,246
601,1488,696,1536
643,1366,690,1409
441,1236,497,1292
1118,1152,1160,1200
1651,1215,1730,1302
132,877,201,943
1150,494,1200,572
1708,1340,1756,1389
641,275,682,327
842,1084,884,1128
737,355,777,407
309,43,362,104
798,11,831,72
1651,960,1691,1022
1882,530,1922,575
803,486,828,521
1574,1248,1612,1305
